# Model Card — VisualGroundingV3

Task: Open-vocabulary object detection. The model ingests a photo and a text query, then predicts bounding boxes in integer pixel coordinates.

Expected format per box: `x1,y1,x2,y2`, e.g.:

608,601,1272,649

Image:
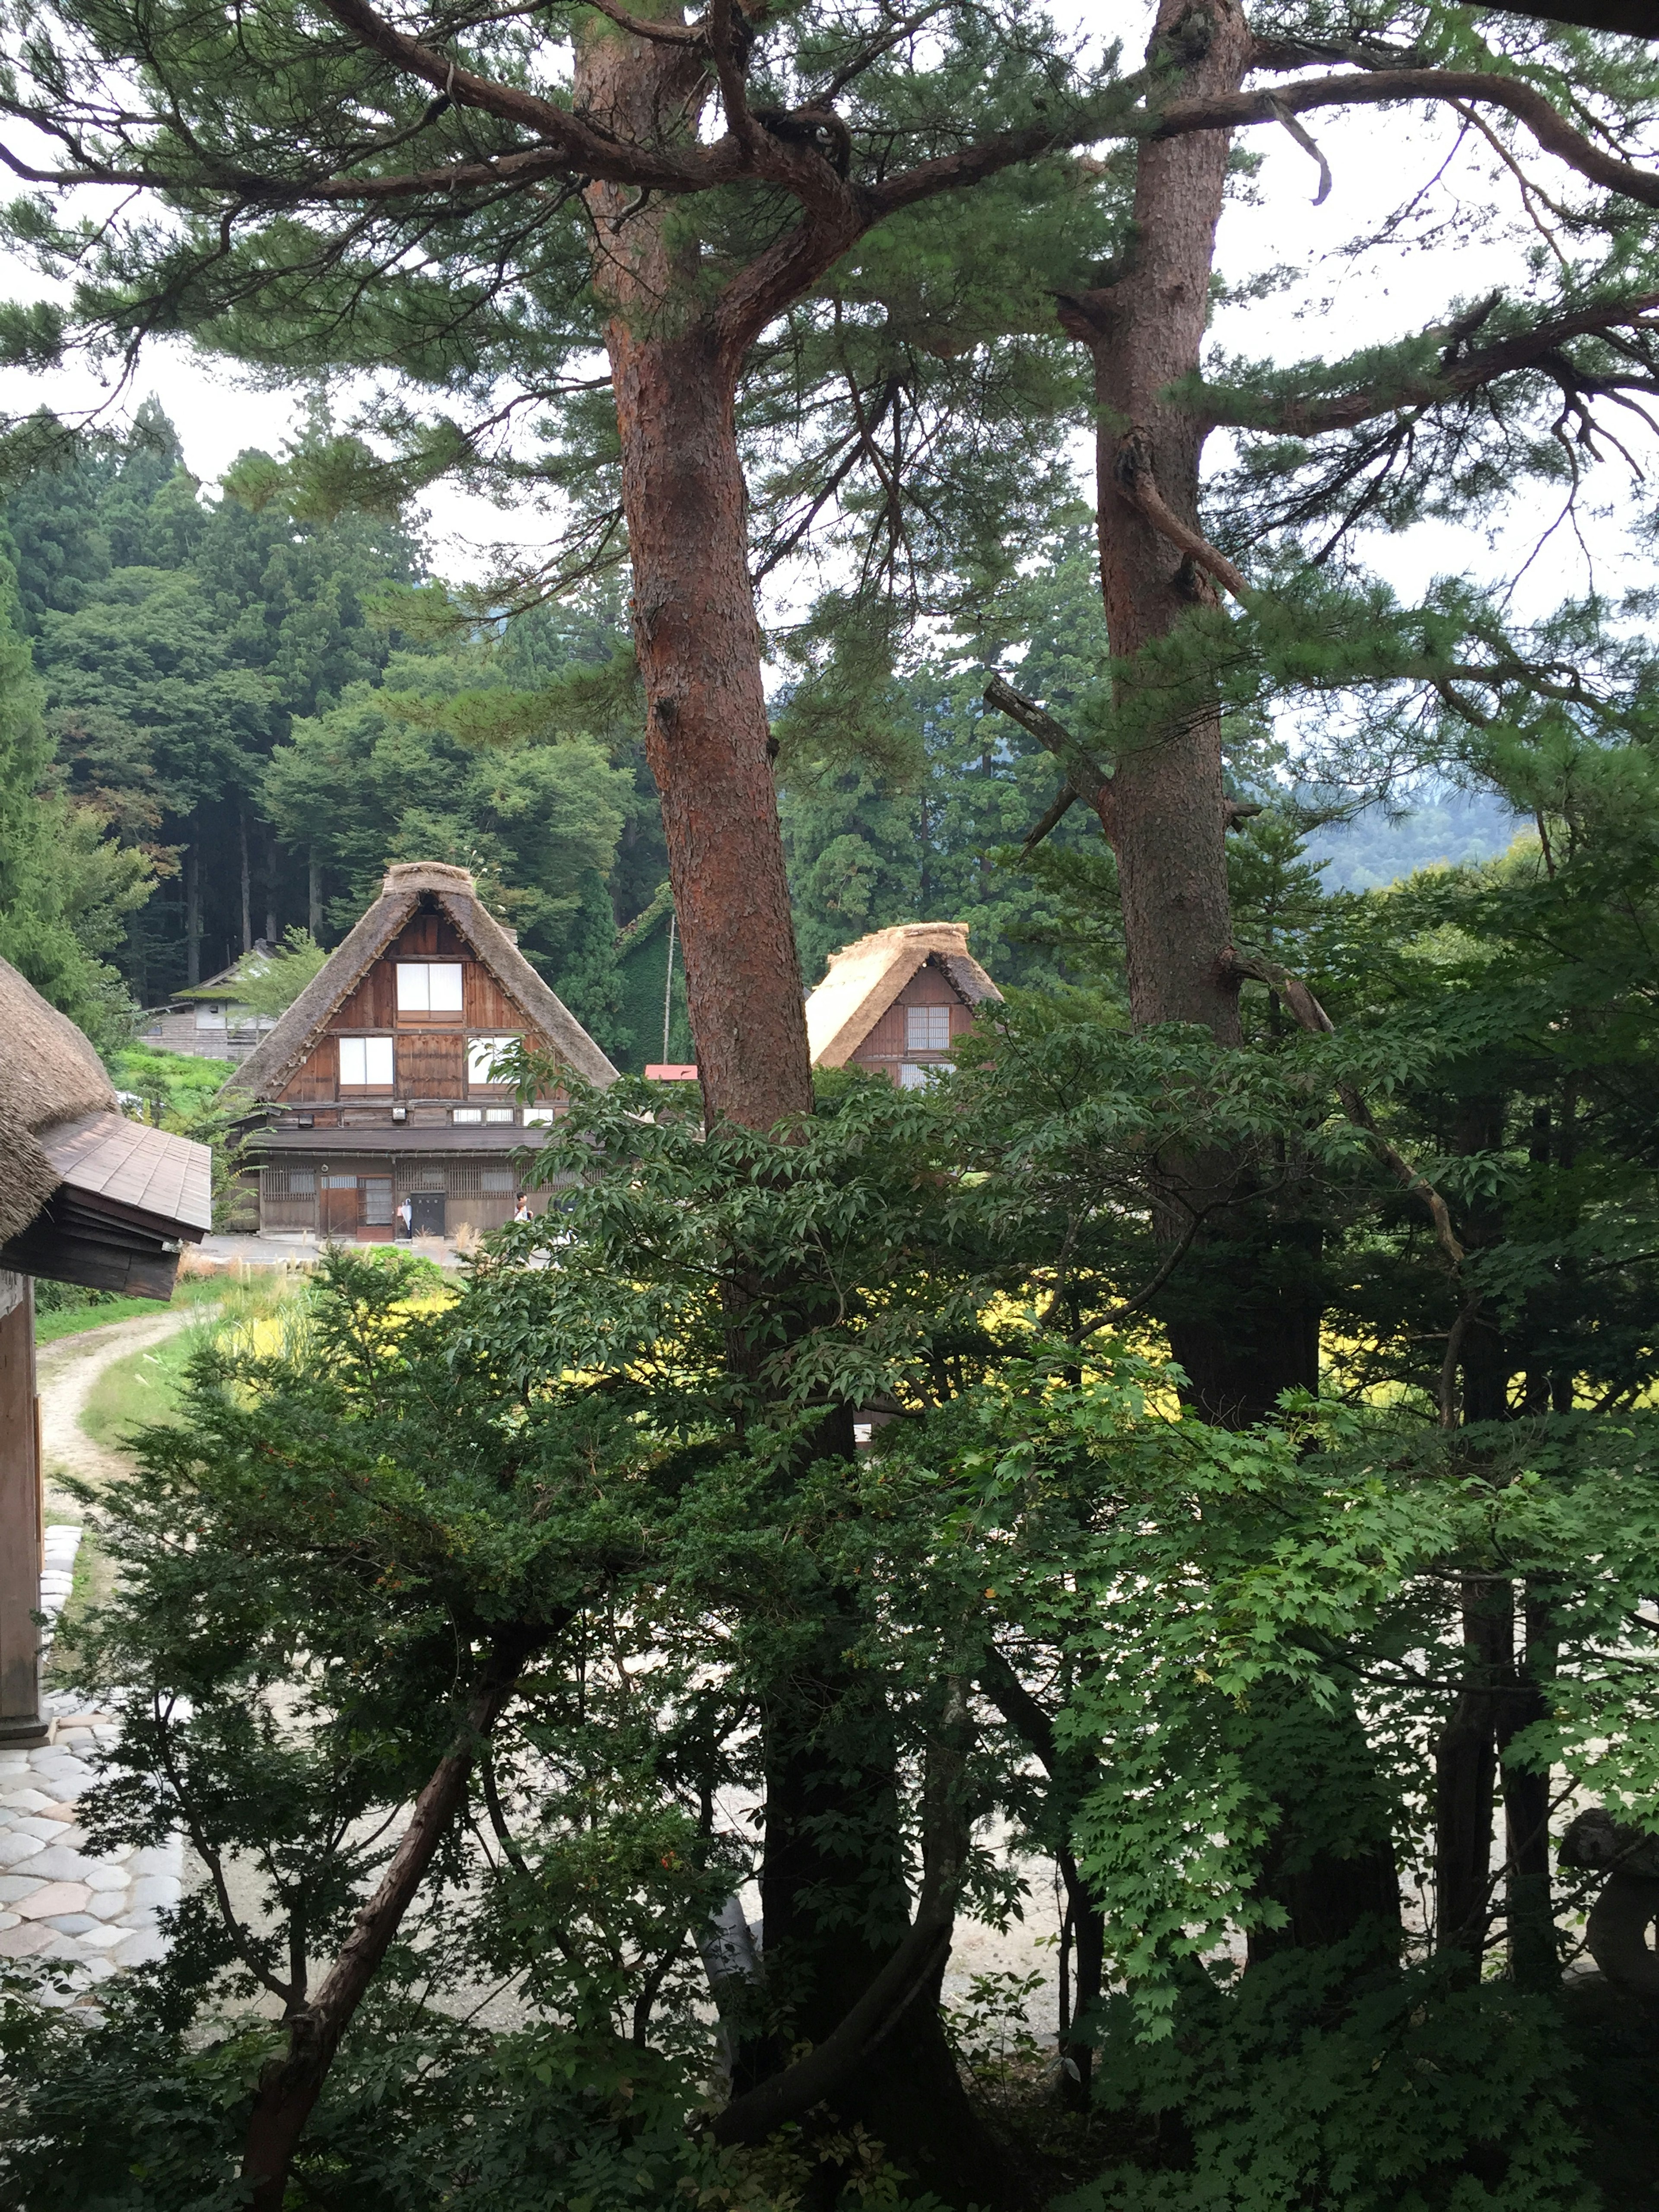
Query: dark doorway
410,1192,446,1237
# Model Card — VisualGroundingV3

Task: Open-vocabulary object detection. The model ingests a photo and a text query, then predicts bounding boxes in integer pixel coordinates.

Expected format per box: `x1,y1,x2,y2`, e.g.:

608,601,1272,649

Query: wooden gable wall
850,957,975,1072
273,909,541,1105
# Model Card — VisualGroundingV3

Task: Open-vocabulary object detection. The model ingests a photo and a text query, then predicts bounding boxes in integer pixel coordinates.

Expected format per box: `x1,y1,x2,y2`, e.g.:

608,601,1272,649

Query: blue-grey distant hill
1302,789,1526,893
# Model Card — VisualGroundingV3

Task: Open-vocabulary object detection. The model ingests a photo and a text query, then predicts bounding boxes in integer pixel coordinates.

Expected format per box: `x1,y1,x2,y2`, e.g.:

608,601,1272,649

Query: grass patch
36,1268,307,1347
79,1327,200,1452
109,1043,235,1119
75,1270,306,1453
35,1284,208,1346
36,1295,162,1344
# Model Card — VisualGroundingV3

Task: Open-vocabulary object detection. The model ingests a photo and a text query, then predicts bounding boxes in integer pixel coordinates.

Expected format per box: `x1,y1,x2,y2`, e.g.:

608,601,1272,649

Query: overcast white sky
0,4,1651,613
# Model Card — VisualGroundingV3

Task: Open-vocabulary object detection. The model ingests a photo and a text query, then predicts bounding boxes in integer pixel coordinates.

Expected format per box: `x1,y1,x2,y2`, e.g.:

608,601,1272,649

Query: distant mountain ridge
1302,788,1526,893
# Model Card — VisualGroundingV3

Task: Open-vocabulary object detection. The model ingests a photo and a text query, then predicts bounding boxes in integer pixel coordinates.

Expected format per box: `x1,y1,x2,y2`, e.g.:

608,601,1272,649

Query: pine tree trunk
1055,0,1392,1966
579,20,811,1138
1056,0,1320,1424
184,837,201,987
239,810,252,954
308,856,322,939
611,321,812,1132
576,24,991,2197
1062,0,1248,1046
747,1612,1003,2204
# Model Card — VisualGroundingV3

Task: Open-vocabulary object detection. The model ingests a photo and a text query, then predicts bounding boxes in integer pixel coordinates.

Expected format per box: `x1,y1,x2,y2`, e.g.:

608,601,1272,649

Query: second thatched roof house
805,922,1002,1085
226,861,618,1241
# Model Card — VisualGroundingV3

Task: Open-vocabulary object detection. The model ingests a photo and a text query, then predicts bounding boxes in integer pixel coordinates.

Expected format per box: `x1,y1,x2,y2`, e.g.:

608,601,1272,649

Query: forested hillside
0,414,1129,1065
1,416,1520,1069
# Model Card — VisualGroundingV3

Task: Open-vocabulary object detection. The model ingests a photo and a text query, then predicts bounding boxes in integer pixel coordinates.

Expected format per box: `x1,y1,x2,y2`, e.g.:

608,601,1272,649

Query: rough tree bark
577,15,814,1138
577,27,1001,2195
722,1664,1000,2204
1044,0,1396,1964
1055,0,1249,1044
1052,0,1321,1427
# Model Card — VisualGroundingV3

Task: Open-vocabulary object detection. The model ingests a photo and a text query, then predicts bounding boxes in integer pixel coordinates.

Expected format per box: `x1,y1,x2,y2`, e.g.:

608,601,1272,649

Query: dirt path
37,1308,200,1515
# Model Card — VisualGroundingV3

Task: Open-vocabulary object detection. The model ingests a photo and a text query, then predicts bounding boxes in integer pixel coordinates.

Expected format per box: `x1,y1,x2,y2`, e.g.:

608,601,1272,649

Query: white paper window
451,1107,483,1125
467,1034,520,1085
481,1169,516,1193
485,1107,515,1124
339,1036,394,1086
396,962,464,1013
362,1179,394,1225
905,1004,952,1053
899,1061,953,1090
522,1104,556,1125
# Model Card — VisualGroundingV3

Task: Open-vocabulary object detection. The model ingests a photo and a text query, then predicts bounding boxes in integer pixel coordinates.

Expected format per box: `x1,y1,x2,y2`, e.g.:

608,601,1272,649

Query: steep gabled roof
224,861,619,1100
805,922,1002,1068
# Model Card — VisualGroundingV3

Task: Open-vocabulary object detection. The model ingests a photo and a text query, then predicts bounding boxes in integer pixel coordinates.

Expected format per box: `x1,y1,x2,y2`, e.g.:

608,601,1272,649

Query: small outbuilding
0,959,212,1745
136,954,281,1064
804,921,1002,1085
225,861,619,1240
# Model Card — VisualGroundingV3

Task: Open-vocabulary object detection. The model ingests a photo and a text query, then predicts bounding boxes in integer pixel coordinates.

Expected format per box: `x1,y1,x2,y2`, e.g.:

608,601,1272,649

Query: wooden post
0,1273,44,1745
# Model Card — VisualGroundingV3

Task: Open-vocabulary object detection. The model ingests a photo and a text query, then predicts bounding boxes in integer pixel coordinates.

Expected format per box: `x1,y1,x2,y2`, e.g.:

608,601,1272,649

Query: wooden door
320,1175,359,1238
410,1192,447,1237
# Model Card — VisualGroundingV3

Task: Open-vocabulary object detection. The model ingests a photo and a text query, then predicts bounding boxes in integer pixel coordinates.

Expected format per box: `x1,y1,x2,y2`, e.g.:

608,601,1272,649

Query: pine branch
582,0,706,45
1199,292,1659,436
1020,783,1079,855
1113,433,1251,599
1152,69,1659,211
1225,948,1465,1271
982,674,1115,839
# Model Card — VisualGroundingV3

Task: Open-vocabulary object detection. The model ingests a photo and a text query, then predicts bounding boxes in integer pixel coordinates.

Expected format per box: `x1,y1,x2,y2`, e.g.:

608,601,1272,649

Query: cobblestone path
0,1329,190,1998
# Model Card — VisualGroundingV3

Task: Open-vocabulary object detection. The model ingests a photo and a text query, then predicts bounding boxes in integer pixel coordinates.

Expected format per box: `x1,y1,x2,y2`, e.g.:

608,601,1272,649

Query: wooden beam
0,1277,45,1745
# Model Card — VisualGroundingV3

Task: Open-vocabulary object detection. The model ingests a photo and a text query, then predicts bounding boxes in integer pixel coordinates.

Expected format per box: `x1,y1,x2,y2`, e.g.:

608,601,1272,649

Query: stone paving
0,1527,183,1997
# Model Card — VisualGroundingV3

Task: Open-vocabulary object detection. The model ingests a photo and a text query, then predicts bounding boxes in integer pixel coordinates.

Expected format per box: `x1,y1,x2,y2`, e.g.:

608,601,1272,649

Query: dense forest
4,1,1659,2210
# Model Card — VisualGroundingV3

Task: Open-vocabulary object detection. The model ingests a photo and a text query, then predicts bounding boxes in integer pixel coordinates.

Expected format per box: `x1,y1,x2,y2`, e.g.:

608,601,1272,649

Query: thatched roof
0,957,211,1297
805,922,1003,1069
225,861,620,1101
0,959,120,1243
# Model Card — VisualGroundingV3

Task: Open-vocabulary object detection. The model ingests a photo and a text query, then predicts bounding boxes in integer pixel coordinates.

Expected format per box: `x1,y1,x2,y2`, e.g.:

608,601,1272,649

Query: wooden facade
804,921,1002,1085
230,863,617,1241
843,956,979,1085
